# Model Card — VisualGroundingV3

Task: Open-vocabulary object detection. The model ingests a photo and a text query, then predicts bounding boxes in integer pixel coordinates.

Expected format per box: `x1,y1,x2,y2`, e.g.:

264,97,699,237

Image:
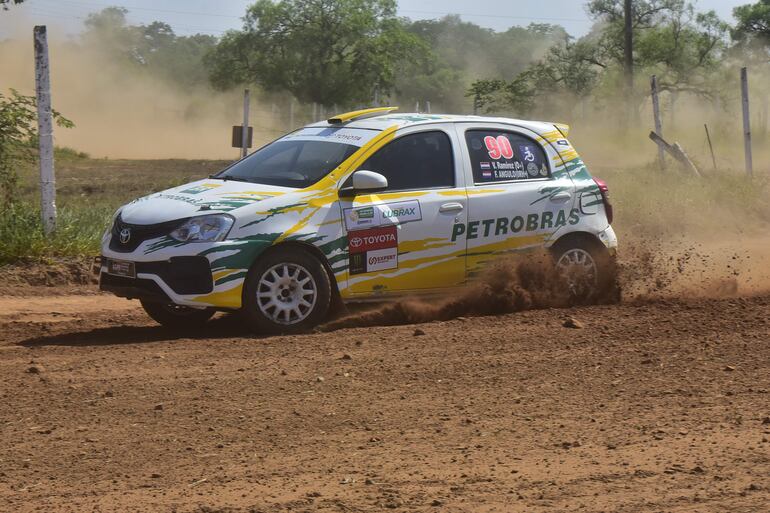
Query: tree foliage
732,0,770,57
205,0,424,106
0,0,24,10
0,90,73,203
82,7,218,90
400,17,566,112
469,0,728,116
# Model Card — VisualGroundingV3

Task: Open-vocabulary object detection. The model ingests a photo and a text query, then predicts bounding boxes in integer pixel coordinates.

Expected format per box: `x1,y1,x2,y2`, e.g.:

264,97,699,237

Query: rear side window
359,131,454,191
465,130,549,183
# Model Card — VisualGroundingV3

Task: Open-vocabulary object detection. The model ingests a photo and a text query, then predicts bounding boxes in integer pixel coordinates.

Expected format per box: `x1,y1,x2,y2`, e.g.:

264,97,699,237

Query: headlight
170,214,234,243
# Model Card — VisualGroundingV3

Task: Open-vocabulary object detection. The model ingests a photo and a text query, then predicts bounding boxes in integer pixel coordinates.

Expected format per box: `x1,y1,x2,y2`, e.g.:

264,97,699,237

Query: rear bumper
598,225,618,254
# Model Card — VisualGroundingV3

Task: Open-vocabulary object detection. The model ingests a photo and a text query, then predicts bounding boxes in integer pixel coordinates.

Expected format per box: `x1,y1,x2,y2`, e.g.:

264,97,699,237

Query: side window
359,131,454,191
465,130,549,183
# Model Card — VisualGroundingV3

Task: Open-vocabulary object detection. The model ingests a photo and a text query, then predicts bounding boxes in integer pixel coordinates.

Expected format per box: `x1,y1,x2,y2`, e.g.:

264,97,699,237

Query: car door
338,126,467,296
455,123,577,276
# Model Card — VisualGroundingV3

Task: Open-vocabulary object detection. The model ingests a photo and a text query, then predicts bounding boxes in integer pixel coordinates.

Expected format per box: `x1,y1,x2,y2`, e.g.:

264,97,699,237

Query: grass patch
0,202,114,264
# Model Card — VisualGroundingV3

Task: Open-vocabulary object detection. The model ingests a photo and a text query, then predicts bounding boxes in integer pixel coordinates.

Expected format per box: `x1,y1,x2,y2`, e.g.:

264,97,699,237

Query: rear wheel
242,246,331,334
552,237,617,303
140,300,215,329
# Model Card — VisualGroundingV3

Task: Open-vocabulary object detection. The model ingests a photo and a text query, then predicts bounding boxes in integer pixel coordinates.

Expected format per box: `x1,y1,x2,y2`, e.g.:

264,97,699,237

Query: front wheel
140,300,215,329
552,238,618,303
241,246,331,334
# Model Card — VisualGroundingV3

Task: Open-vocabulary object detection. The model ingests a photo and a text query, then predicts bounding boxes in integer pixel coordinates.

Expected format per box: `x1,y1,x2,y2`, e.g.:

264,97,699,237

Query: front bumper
98,256,213,304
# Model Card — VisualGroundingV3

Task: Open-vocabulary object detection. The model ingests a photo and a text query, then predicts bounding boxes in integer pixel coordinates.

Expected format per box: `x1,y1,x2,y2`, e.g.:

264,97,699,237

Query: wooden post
704,124,717,171
648,131,701,178
651,75,665,170
741,67,753,176
34,25,56,235
241,89,250,159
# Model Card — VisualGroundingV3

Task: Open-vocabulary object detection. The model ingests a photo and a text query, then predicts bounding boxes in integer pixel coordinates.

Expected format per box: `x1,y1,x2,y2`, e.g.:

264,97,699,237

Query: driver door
338,127,467,296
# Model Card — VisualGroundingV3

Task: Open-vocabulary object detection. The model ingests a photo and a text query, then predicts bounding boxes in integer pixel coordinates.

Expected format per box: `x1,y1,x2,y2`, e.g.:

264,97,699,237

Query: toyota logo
350,236,362,248
119,228,131,244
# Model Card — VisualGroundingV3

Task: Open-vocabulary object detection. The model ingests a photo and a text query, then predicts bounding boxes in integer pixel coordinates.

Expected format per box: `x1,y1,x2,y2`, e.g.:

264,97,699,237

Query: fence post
241,89,250,159
425,100,431,114
741,67,753,177
650,75,665,171
34,26,56,236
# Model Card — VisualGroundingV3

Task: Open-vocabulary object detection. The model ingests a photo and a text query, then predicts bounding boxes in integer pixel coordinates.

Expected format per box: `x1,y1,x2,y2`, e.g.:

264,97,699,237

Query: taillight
593,177,613,224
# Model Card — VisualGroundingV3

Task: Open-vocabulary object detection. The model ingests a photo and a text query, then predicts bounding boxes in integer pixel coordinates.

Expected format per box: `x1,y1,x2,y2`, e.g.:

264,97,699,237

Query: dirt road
1,290,769,512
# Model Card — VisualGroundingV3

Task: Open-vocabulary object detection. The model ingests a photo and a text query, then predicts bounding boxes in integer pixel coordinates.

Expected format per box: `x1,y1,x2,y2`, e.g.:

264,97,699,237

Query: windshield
216,127,380,188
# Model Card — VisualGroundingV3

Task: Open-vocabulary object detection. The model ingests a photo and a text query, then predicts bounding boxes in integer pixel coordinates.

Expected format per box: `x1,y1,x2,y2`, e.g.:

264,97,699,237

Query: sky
0,0,751,40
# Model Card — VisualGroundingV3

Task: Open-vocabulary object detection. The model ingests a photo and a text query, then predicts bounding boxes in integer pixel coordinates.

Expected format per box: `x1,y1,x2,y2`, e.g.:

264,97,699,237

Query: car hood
119,179,292,225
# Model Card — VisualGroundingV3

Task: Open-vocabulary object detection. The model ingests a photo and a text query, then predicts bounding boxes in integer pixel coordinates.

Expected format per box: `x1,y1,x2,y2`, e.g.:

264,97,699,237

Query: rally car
98,107,617,333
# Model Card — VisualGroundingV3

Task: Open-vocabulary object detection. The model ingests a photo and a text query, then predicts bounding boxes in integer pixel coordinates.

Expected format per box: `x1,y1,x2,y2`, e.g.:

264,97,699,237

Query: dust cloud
0,24,285,159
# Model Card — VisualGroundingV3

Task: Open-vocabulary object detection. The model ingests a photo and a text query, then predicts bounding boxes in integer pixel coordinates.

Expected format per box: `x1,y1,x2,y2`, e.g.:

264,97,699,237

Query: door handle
439,202,464,213
550,192,572,202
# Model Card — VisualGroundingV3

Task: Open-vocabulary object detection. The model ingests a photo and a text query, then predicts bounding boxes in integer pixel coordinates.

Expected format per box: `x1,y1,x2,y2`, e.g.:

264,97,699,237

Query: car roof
306,112,562,136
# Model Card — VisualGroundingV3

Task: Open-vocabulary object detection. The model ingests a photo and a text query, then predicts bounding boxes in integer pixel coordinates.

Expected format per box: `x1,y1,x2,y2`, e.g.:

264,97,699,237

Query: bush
0,202,112,264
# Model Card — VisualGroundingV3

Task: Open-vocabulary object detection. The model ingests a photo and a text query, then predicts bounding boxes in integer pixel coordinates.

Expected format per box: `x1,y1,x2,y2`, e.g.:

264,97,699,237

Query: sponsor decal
556,139,570,146
451,208,580,242
344,200,422,230
281,127,379,147
366,248,398,272
527,162,540,177
348,225,398,275
180,183,222,195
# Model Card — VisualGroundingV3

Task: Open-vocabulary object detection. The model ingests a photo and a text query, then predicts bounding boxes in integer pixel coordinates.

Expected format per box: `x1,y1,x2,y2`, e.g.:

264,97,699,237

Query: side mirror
340,170,388,196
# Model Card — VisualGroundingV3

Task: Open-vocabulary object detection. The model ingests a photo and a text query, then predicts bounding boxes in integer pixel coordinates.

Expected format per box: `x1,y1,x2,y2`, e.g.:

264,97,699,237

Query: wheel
140,300,215,329
552,237,618,303
241,246,332,334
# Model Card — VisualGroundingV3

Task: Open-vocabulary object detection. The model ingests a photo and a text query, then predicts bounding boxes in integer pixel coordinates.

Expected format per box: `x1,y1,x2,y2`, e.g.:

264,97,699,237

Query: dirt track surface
1,291,769,512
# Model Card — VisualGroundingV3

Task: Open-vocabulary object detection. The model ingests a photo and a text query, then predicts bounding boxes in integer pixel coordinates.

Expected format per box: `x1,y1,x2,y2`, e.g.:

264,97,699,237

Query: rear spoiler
553,123,570,138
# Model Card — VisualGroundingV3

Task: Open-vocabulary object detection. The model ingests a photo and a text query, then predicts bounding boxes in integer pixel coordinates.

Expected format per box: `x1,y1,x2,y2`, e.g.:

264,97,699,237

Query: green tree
205,0,424,106
469,0,727,116
0,0,24,10
82,8,217,91
732,0,770,55
0,90,72,203
400,17,566,112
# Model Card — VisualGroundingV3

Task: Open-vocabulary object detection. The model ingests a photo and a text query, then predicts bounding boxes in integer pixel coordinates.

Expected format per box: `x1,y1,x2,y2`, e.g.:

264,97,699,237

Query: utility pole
624,0,634,124
34,25,56,235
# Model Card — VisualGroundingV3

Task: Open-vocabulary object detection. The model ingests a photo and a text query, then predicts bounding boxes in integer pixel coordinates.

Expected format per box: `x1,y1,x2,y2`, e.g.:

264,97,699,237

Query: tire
140,300,215,329
551,237,618,304
241,246,332,334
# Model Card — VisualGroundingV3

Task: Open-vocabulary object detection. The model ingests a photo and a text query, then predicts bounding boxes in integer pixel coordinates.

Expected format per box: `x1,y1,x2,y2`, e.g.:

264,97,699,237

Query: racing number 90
484,135,514,160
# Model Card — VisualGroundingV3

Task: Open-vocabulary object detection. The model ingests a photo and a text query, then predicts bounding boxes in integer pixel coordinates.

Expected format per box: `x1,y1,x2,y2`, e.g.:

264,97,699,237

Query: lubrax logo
451,208,580,242
382,207,416,218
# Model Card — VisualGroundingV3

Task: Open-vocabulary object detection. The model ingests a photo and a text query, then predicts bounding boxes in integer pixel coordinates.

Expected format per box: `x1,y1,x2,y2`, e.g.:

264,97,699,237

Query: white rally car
99,107,617,333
